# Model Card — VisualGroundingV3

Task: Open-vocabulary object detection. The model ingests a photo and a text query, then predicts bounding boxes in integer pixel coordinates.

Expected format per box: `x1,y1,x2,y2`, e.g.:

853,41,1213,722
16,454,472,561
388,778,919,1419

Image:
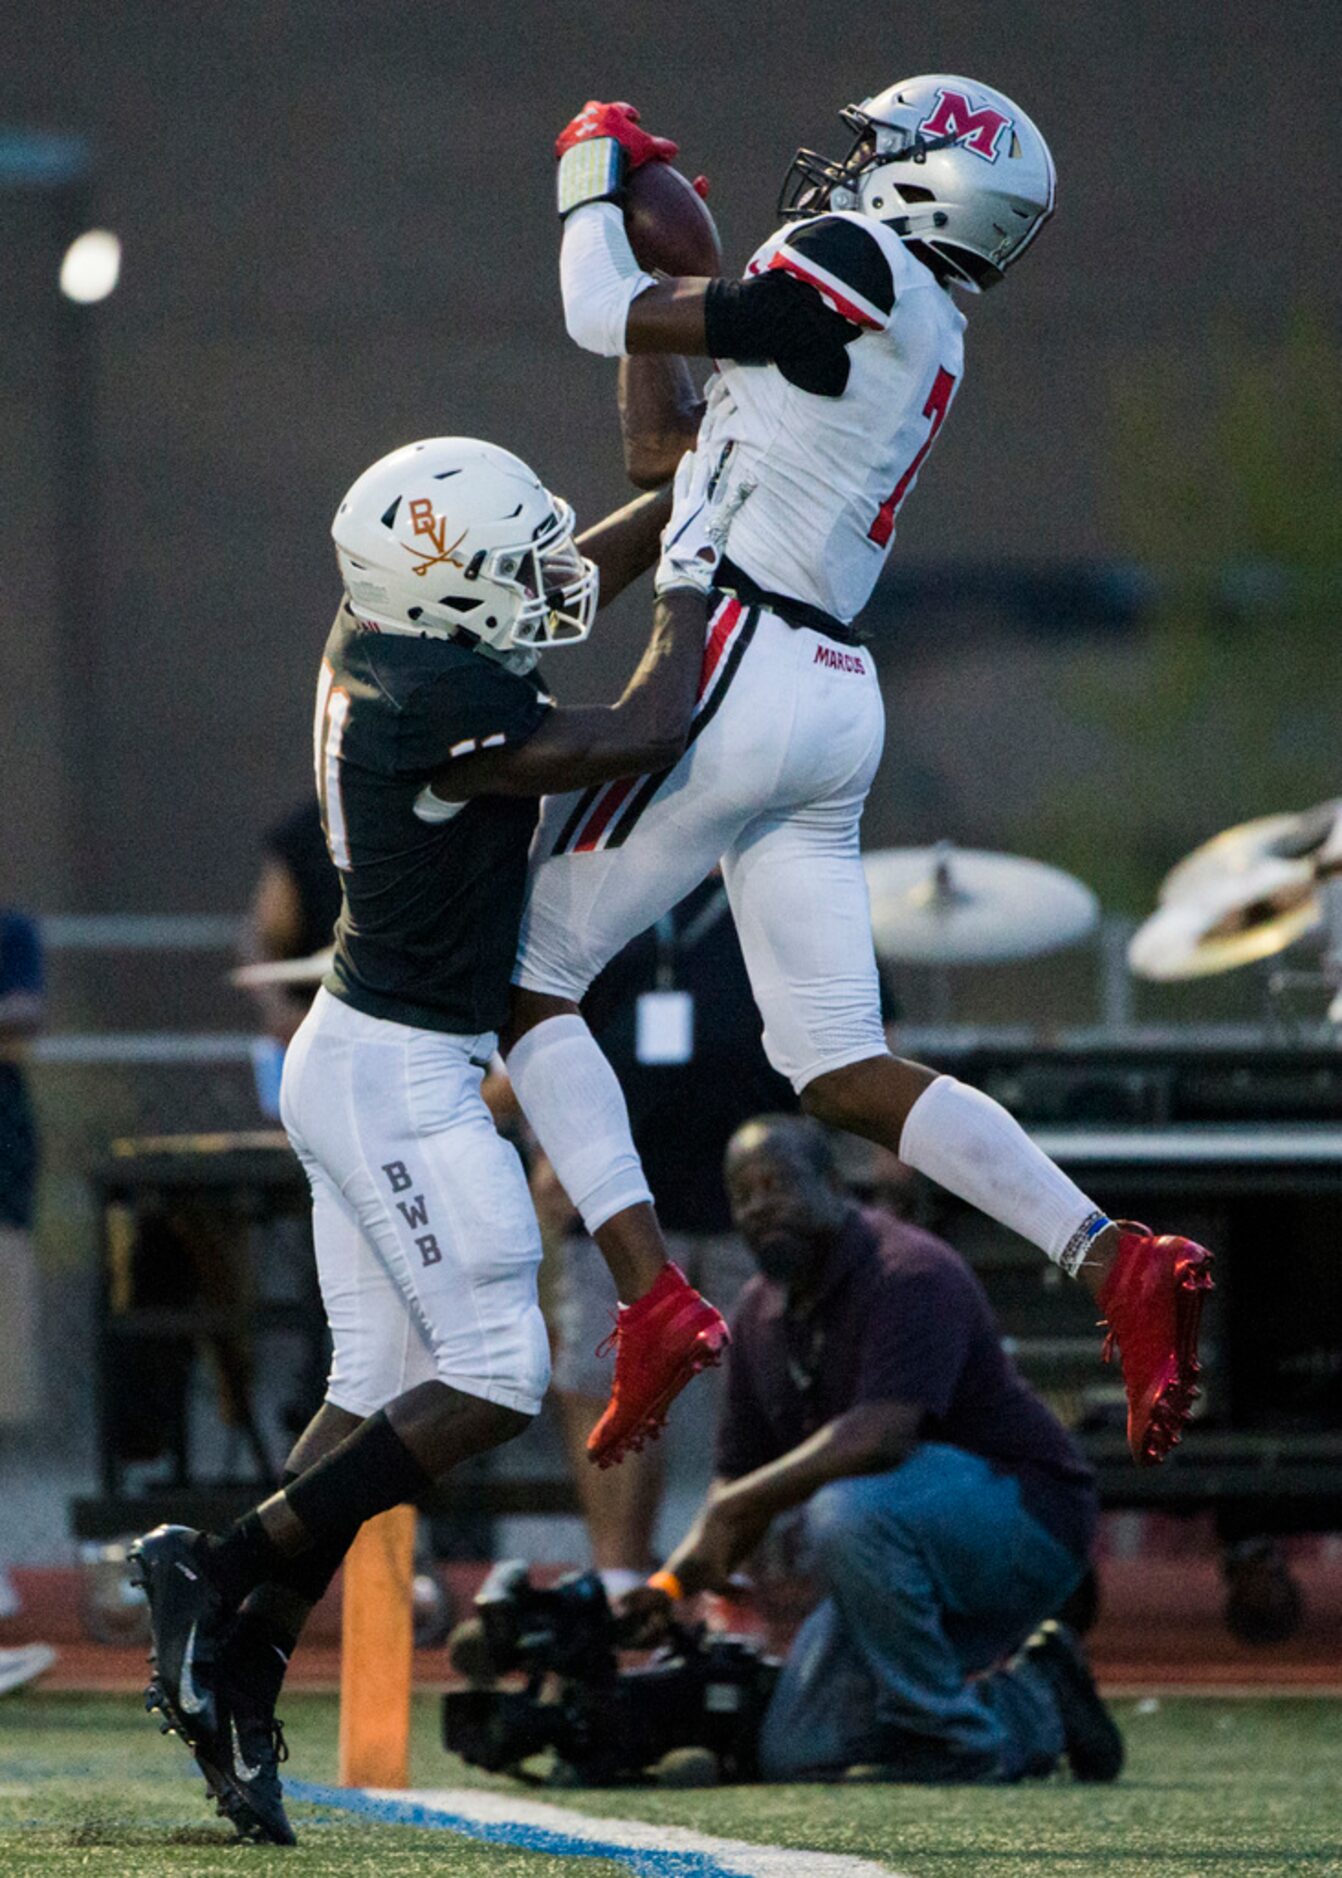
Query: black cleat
194,1685,296,1847
129,1524,229,1745
1024,1619,1124,1783
185,1614,297,1845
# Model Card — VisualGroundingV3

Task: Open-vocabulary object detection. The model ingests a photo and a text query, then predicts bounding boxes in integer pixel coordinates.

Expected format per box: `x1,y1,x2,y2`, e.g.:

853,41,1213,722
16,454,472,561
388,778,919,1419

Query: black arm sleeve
703,271,860,397
703,216,897,398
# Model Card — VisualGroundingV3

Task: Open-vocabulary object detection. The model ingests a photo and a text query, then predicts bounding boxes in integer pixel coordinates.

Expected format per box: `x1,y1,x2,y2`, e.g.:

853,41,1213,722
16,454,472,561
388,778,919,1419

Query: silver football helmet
332,437,598,660
779,74,1055,292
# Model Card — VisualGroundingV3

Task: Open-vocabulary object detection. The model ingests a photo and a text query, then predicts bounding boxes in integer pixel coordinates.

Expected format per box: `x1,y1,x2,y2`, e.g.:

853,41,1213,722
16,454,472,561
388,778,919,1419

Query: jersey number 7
868,366,957,550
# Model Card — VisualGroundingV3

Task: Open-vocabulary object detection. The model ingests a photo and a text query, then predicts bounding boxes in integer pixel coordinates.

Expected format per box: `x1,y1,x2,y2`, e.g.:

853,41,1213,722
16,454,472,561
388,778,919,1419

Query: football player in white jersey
501,83,1213,1478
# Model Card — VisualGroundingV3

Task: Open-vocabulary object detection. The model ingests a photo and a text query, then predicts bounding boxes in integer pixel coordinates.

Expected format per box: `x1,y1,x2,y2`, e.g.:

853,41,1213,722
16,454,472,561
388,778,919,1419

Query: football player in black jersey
130,437,731,1844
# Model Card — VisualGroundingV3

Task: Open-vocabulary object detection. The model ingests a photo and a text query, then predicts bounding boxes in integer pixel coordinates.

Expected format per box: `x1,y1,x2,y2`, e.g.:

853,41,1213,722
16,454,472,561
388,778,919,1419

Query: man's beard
752,1234,814,1288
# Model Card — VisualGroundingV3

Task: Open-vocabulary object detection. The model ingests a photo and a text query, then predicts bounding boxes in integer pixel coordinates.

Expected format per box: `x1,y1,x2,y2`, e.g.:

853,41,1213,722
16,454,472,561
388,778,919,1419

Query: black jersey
314,605,552,1035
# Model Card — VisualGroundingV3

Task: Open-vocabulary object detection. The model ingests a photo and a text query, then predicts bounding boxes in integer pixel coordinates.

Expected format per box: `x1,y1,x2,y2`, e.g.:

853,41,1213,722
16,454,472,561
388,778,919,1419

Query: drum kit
862,842,1100,966
231,801,1342,1027
1126,800,1342,1009
230,849,1102,995
859,799,1342,1029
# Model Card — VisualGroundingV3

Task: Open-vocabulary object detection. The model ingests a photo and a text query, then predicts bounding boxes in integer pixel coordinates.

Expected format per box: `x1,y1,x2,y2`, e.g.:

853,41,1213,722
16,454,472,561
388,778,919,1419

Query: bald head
725,1113,839,1185
724,1113,851,1288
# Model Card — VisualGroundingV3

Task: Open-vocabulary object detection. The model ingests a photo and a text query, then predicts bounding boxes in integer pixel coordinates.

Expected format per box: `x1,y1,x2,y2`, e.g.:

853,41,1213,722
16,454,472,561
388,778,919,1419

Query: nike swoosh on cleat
178,1621,206,1715
230,1717,262,1783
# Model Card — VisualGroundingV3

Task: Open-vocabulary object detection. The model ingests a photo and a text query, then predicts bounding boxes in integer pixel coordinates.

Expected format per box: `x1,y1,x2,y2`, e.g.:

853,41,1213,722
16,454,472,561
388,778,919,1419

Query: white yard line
289,1778,910,1877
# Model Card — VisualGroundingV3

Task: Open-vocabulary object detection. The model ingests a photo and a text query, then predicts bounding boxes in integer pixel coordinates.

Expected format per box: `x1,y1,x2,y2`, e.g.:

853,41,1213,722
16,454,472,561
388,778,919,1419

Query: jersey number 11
315,660,353,871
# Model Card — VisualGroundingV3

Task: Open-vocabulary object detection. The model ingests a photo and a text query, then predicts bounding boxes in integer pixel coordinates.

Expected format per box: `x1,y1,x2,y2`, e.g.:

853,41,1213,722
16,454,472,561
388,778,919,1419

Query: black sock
222,1605,295,1713
279,1410,431,1562
265,1471,349,1608
208,1412,429,1610
207,1512,285,1610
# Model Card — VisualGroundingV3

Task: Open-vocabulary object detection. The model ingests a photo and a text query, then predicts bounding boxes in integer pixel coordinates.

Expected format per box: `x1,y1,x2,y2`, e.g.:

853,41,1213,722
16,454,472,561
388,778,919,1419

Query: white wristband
557,138,624,216
559,202,658,358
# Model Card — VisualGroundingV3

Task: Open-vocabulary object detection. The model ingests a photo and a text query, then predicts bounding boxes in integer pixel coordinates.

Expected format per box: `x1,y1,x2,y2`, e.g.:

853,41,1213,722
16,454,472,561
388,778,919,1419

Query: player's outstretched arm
434,585,703,799
553,103,712,483
576,483,673,604
554,103,876,397
619,354,705,490
562,207,867,399
432,452,727,801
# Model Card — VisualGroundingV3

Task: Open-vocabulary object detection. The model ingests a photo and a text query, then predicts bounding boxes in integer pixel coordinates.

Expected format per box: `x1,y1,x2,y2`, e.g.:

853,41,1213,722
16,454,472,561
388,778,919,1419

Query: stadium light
59,227,120,303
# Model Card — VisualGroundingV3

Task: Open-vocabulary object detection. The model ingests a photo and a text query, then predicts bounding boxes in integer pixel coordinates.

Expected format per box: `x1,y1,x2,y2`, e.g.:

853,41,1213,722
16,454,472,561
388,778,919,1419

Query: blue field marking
285,1780,749,1877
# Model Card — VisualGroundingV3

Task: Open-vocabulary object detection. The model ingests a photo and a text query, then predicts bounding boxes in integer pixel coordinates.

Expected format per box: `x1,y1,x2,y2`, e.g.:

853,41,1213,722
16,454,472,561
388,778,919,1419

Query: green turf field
1,1691,1339,1877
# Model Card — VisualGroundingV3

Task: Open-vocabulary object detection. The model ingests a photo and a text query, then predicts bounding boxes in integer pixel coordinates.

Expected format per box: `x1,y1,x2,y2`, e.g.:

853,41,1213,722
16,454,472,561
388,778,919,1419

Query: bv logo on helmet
917,87,1012,162
405,498,467,576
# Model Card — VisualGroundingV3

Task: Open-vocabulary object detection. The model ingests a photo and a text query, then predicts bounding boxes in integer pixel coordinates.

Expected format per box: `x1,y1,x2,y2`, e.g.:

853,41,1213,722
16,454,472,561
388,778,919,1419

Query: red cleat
1098,1221,1214,1466
587,1262,729,1468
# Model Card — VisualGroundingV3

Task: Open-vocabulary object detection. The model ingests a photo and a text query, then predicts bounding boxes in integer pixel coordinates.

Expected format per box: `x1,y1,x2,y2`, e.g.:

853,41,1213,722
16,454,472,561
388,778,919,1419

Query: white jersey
698,211,966,625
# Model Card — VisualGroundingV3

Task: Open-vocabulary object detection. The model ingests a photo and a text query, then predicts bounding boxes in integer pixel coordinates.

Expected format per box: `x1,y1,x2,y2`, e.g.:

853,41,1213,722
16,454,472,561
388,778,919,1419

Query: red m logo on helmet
918,88,1012,162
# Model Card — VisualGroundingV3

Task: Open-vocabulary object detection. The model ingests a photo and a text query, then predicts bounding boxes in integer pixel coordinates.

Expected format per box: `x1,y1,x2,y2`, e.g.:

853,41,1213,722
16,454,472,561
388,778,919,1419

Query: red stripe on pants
698,597,743,699
574,599,744,853
573,774,639,852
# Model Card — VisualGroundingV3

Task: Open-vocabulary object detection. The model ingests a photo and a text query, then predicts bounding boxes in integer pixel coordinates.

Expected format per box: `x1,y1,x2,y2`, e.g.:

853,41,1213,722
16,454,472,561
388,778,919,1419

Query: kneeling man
635,1114,1121,1784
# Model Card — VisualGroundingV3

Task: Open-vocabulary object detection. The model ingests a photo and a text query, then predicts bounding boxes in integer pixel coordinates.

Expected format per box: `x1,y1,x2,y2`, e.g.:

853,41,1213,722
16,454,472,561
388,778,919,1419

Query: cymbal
230,947,334,988
863,844,1099,965
1160,799,1341,904
1129,857,1322,980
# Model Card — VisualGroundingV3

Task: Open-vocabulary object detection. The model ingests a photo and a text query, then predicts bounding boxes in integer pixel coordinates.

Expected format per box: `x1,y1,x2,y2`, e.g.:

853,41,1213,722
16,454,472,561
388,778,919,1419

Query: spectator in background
0,904,58,1689
630,1114,1119,1785
829,1131,922,1222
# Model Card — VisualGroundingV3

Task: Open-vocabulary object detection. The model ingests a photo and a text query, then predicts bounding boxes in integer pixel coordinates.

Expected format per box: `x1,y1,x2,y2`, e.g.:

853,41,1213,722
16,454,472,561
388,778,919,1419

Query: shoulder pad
771,213,898,330
396,651,549,777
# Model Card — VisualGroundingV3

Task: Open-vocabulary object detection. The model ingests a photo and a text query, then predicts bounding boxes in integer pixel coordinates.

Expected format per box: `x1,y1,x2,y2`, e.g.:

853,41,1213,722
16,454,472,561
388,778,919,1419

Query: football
623,162,723,276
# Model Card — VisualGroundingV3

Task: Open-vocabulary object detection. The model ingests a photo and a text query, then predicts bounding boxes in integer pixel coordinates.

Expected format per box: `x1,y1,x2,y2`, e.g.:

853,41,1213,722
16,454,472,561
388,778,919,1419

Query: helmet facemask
777,116,874,220
779,107,950,218
488,498,598,650
779,108,968,267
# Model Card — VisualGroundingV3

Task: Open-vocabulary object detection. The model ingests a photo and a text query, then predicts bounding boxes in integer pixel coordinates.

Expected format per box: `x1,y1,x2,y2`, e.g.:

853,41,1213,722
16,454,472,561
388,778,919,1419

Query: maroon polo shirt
714,1207,1098,1561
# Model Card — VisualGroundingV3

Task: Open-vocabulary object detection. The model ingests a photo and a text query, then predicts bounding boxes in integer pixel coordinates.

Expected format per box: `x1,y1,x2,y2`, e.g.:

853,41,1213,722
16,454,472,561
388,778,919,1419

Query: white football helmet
779,74,1055,292
331,437,598,660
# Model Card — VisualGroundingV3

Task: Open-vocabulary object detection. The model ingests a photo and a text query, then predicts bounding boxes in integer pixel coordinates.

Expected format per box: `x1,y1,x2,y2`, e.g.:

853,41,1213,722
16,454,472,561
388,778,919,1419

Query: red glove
555,100,678,170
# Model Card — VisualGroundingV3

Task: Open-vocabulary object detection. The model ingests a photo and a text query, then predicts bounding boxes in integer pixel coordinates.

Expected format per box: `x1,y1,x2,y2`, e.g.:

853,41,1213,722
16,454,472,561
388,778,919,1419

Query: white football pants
281,988,550,1419
515,598,888,1090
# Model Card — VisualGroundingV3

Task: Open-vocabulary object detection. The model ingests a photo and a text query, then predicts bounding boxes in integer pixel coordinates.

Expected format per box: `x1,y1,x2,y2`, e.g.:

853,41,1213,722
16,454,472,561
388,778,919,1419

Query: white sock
507,1014,653,1235
899,1075,1109,1276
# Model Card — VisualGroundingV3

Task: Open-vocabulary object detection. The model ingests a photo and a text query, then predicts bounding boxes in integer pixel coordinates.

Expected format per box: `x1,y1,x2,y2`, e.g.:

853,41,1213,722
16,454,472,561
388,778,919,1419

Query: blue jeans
758,1444,1087,1782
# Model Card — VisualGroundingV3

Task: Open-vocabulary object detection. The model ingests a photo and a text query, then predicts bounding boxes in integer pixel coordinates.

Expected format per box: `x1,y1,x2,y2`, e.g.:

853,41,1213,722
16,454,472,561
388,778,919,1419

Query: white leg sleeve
899,1075,1110,1277
507,1014,653,1235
